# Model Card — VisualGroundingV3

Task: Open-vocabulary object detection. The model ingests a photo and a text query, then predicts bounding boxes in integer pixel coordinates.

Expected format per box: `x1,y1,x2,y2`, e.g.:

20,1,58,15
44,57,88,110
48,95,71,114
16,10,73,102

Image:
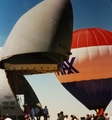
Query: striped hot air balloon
55,28,112,112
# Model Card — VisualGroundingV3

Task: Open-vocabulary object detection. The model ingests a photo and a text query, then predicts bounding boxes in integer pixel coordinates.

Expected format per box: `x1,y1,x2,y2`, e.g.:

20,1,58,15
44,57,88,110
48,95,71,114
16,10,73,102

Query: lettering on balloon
57,57,79,75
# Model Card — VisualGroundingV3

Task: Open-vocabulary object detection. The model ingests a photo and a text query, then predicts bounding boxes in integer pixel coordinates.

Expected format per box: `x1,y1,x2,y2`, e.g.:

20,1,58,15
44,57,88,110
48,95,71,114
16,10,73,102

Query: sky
0,0,112,120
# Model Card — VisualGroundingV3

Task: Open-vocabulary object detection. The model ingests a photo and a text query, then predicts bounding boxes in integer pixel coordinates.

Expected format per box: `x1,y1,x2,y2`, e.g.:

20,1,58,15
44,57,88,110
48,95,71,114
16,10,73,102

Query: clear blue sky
0,0,112,120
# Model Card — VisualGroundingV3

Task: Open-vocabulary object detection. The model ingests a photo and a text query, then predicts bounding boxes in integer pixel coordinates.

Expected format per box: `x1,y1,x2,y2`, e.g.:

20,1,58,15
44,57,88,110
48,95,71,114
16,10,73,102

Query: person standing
4,114,12,120
34,104,40,120
104,113,109,120
31,106,35,120
43,106,49,120
24,103,31,118
57,113,61,120
64,115,68,120
97,112,105,120
60,111,65,120
85,114,91,120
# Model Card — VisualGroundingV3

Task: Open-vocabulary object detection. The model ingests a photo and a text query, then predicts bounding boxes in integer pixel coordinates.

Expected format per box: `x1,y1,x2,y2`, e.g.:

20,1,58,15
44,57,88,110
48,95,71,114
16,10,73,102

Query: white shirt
5,117,12,120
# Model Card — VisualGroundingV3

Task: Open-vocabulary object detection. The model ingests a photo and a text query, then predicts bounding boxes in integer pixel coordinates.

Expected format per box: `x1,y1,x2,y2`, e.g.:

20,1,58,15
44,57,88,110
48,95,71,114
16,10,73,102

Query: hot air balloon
55,28,112,112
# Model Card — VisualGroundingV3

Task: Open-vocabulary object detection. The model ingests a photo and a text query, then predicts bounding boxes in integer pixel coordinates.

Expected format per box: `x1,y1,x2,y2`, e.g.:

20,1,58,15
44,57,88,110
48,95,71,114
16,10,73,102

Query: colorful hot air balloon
55,28,112,111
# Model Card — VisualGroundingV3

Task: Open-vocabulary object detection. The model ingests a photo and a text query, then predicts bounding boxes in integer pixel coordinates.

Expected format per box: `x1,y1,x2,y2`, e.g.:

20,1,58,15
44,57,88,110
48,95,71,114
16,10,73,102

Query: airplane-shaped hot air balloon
0,0,73,118
55,28,112,114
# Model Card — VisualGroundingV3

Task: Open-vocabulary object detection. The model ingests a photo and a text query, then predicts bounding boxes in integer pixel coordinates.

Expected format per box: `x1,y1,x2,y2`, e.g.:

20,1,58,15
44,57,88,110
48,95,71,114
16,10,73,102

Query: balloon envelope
56,28,112,111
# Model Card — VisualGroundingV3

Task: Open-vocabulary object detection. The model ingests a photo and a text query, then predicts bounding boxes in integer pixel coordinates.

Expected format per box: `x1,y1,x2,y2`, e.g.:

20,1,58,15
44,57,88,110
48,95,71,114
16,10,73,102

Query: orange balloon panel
55,28,112,110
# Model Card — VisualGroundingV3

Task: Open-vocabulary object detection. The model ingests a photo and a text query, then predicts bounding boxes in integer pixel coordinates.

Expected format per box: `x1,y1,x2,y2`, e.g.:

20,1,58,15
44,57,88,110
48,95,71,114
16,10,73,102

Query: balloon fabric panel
62,78,112,110
72,28,112,48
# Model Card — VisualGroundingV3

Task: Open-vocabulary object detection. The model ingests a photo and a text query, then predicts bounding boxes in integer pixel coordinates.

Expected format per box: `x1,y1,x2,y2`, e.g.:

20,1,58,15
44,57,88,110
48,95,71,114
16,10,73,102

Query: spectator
57,113,61,120
4,114,12,120
104,113,109,120
64,115,68,120
34,104,40,120
23,103,31,117
60,111,65,120
71,115,79,120
85,114,91,120
43,106,49,120
31,106,35,120
97,111,105,120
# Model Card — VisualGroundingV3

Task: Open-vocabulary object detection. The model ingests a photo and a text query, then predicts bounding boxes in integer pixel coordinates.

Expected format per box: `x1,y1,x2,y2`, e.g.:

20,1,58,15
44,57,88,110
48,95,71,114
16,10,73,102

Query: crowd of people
24,104,49,120
57,111,79,120
82,112,112,120
57,109,112,120
0,107,111,120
